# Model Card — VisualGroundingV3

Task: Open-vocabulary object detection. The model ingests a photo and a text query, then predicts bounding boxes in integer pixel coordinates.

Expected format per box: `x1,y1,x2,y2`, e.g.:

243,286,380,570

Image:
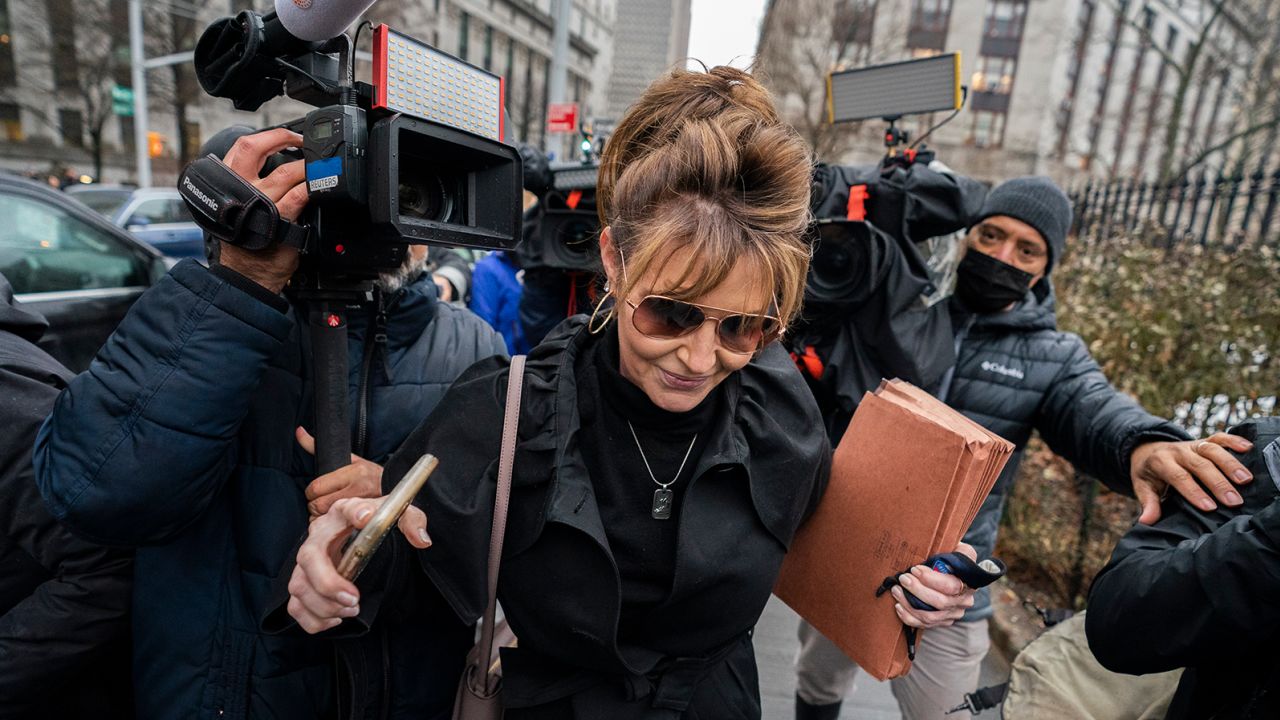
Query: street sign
112,85,134,117
546,102,578,133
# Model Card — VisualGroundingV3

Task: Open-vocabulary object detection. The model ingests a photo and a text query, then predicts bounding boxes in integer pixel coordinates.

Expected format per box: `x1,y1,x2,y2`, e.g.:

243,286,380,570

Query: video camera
182,1,524,475
187,1,522,285
517,156,602,273
807,161,986,307
806,53,984,308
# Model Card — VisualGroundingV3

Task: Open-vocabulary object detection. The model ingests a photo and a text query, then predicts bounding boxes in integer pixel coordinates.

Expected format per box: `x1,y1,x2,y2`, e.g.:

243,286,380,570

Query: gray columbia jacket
942,281,1188,620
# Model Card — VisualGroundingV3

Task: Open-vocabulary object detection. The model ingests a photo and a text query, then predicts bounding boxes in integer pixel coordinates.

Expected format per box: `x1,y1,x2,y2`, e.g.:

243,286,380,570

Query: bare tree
755,0,885,160
1176,4,1280,182
2,1,115,178
1104,0,1280,185
0,0,174,180
168,3,201,165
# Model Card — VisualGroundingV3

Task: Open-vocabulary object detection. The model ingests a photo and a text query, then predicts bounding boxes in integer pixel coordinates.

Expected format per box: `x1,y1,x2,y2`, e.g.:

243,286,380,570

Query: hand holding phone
336,453,438,580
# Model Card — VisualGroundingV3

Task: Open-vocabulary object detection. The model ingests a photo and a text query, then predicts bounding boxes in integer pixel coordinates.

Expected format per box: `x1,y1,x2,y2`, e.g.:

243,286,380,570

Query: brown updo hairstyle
597,65,813,332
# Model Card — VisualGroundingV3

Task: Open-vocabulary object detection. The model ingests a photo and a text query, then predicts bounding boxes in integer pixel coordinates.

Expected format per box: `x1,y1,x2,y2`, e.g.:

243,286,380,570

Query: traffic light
147,131,164,158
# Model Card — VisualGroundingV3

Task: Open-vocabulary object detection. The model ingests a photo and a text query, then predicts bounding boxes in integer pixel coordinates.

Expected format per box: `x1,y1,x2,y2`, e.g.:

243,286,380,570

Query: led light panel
827,53,961,123
373,25,505,141
551,165,599,191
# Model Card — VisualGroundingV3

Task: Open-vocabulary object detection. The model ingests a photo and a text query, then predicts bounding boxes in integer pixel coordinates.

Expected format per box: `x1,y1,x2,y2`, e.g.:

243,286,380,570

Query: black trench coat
362,317,831,718
0,275,132,718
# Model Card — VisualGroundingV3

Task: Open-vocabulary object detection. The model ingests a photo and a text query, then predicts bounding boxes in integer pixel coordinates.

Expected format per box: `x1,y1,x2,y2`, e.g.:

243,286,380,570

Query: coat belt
501,631,750,712
620,632,749,711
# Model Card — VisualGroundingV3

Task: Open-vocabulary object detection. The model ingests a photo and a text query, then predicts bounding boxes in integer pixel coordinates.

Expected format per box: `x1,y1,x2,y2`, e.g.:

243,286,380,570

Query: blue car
0,174,172,371
67,185,206,259
63,183,134,217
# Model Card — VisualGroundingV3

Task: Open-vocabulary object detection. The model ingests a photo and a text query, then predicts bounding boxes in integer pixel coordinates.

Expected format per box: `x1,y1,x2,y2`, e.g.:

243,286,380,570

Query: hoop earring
588,291,615,334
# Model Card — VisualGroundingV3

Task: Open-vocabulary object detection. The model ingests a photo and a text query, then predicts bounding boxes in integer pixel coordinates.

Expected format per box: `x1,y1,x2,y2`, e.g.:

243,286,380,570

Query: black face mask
954,250,1034,314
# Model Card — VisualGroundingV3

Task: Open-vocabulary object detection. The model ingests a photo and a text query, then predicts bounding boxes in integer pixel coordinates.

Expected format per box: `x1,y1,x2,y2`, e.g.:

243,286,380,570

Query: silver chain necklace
627,420,697,520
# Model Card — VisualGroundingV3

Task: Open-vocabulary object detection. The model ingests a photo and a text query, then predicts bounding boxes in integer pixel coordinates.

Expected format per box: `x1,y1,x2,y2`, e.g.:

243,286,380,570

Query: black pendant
651,488,673,520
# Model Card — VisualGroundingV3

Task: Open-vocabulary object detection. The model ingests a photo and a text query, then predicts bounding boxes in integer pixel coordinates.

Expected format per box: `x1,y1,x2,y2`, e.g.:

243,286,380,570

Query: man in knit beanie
795,175,1255,720
972,176,1072,271
950,176,1071,314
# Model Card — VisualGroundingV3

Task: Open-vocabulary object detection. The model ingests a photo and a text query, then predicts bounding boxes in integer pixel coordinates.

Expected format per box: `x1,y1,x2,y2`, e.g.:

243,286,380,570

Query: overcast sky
685,0,768,70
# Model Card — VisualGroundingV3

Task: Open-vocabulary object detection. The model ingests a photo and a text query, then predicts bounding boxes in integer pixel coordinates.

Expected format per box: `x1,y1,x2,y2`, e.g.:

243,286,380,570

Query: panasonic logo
981,360,1025,380
182,176,218,213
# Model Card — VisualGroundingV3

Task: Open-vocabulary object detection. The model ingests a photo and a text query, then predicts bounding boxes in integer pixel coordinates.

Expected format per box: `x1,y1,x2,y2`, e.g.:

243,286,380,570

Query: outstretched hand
1131,433,1254,524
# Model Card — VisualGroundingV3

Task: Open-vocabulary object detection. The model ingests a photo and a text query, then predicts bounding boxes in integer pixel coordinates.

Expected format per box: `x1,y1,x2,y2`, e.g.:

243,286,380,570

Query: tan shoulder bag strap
476,354,524,694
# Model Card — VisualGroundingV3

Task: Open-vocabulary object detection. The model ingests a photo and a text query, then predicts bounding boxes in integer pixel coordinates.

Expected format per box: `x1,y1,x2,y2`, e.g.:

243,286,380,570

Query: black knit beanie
971,176,1072,274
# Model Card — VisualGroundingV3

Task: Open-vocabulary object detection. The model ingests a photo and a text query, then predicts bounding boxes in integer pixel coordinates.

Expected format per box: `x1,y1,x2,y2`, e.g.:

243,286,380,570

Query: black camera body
805,158,986,307
301,103,368,205
517,162,602,273
192,12,522,284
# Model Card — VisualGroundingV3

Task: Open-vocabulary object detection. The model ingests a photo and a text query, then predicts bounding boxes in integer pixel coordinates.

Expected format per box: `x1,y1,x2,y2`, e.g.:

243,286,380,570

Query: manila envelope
775,384,1013,680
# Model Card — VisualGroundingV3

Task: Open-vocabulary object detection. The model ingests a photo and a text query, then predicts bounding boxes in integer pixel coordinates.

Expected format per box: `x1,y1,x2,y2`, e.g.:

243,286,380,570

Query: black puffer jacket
1087,417,1280,720
35,261,506,720
0,274,132,718
943,283,1188,619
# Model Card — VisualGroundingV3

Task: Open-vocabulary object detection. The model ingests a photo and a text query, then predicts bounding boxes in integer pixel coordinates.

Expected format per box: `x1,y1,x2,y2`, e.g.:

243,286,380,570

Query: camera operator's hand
218,128,309,294
296,427,384,518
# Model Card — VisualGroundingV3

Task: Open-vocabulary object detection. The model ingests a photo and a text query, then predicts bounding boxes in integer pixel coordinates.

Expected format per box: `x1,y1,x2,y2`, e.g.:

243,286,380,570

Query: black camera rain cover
194,12,286,111
810,161,987,244
796,161,987,438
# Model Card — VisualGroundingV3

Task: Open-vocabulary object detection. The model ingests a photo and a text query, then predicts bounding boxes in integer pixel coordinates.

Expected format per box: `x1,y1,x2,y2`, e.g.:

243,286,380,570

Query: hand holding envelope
775,379,1015,680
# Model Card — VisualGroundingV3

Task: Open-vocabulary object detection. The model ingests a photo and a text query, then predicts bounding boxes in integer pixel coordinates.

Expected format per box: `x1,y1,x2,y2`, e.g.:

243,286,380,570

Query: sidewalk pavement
754,596,1010,719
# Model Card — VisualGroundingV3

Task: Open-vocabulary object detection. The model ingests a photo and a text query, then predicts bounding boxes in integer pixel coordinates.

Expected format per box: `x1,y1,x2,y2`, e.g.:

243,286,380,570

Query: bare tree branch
1173,114,1280,182
1099,0,1184,77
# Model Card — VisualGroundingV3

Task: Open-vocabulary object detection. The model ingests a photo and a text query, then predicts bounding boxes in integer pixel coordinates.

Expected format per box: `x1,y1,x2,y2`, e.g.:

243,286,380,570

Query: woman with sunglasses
284,65,976,718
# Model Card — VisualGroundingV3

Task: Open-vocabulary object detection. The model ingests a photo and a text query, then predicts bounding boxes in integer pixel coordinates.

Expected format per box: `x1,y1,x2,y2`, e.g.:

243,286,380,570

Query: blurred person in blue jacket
470,249,531,354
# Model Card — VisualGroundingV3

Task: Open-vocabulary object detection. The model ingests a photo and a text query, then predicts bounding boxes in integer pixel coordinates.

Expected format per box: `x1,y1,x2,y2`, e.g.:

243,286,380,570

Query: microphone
274,0,378,42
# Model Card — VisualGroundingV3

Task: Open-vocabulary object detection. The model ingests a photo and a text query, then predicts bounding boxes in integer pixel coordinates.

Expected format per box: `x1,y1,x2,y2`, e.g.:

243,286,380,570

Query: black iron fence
1069,168,1280,247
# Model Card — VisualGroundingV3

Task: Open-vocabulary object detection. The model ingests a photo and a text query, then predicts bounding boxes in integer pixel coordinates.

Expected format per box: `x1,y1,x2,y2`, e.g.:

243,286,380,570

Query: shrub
996,236,1280,608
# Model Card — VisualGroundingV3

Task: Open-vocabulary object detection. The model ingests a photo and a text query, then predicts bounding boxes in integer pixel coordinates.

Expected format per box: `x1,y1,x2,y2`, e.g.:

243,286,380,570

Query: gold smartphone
336,454,438,581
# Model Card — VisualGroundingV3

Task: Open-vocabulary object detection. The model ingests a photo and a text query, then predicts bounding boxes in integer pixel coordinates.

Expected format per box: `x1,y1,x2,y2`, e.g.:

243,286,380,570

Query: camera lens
558,218,595,247
536,211,601,270
806,223,863,304
399,176,453,223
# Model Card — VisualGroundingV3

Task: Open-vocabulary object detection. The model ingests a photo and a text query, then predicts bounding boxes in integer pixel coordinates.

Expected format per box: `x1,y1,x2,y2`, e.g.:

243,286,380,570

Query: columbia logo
981,360,1025,380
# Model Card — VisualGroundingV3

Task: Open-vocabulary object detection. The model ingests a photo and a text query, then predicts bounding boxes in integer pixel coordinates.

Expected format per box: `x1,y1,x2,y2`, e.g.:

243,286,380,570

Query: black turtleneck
576,322,722,640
